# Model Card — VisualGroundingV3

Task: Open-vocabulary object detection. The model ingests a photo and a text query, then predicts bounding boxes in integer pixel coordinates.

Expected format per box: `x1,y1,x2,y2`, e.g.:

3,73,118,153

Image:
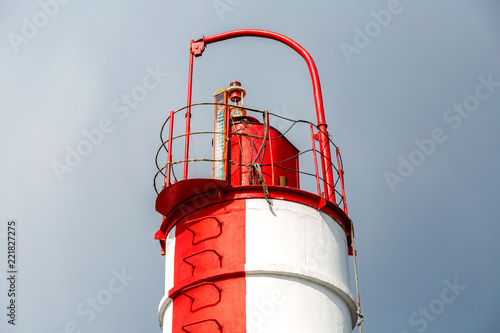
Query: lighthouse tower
153,30,359,333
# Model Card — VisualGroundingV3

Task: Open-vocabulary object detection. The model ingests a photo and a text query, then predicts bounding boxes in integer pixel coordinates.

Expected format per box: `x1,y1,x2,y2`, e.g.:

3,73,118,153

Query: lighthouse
153,29,361,333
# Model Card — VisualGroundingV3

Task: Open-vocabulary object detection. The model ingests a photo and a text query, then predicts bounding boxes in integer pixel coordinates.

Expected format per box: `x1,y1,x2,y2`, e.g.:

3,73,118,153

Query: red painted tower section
170,199,247,332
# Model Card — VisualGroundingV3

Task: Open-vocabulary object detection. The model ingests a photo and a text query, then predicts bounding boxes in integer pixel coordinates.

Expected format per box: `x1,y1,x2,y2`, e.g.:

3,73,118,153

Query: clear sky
1,1,500,332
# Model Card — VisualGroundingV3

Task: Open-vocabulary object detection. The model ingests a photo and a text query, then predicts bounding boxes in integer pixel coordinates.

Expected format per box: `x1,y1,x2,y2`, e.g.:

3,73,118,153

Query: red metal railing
153,104,348,214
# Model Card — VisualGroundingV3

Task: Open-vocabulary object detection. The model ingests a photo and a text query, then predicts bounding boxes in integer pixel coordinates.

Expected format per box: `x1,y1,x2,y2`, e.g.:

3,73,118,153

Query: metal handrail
153,104,348,213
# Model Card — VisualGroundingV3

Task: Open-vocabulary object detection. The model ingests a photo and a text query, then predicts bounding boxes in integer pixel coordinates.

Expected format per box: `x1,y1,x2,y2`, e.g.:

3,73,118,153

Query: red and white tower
153,30,361,333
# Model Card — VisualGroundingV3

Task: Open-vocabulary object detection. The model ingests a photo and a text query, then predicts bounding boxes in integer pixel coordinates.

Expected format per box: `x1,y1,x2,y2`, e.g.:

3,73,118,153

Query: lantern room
211,81,300,189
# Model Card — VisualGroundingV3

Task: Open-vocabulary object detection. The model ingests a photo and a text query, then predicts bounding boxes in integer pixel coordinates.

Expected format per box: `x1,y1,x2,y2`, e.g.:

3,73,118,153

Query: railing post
184,44,195,180
336,147,348,215
310,123,322,196
165,110,175,187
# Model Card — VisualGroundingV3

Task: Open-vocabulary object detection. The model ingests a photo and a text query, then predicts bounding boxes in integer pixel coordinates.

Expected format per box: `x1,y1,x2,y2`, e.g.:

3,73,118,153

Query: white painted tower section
157,198,357,332
158,225,175,332
245,198,357,332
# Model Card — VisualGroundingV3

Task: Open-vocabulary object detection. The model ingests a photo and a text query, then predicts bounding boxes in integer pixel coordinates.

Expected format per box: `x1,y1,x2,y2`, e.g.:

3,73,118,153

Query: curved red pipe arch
188,29,336,201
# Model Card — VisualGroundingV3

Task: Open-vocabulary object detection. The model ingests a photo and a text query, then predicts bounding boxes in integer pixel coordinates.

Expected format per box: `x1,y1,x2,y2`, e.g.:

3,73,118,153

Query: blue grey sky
1,1,500,332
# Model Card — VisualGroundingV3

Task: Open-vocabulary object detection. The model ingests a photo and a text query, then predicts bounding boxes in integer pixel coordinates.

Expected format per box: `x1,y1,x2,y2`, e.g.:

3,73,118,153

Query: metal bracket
190,38,206,57
182,319,222,332
317,196,327,210
154,229,167,255
185,217,223,245
154,229,166,240
181,282,222,312
183,249,223,276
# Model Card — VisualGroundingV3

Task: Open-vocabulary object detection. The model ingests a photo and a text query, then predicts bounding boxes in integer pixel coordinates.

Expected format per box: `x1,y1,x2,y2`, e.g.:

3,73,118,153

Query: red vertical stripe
171,199,246,333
